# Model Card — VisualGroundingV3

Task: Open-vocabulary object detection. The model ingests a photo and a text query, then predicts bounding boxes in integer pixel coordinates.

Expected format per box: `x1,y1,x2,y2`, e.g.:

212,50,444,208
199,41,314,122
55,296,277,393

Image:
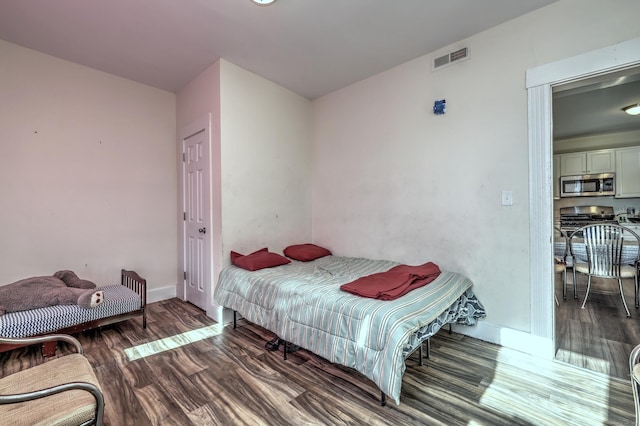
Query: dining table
554,241,639,266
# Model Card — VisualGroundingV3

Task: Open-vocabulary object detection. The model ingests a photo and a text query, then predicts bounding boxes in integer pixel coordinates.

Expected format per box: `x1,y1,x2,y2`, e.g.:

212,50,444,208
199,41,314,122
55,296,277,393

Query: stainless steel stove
559,205,617,234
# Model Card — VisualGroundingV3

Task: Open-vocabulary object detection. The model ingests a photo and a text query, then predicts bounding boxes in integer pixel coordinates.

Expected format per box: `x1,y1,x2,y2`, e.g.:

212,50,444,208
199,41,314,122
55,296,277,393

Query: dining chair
569,223,640,317
0,334,104,425
630,343,640,426
554,227,571,300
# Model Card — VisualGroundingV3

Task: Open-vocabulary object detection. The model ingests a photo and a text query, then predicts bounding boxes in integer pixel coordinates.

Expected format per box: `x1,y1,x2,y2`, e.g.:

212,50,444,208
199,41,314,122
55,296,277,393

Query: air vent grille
433,54,450,68
450,47,468,62
433,47,469,70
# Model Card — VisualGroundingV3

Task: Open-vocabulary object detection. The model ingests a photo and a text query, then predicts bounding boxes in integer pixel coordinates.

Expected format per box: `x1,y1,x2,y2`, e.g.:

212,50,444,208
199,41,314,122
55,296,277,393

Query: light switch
501,190,513,206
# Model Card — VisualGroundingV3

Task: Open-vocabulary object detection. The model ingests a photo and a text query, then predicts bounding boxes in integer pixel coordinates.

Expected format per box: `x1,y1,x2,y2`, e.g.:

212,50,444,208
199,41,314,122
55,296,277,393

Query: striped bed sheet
215,255,485,404
0,284,142,338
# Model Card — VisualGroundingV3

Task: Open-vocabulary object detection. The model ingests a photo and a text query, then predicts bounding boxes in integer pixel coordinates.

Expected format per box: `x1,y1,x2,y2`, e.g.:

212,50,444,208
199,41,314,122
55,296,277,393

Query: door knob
198,227,206,234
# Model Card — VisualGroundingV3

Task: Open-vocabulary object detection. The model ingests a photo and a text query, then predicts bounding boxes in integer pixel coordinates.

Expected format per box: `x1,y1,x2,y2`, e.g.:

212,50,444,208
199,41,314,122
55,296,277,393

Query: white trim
528,84,554,355
526,38,640,89
526,37,640,358
453,321,553,359
210,305,235,325
148,285,177,304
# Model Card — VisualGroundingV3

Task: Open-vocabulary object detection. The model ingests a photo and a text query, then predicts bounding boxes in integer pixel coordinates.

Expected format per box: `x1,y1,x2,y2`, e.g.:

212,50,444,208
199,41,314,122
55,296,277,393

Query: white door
183,127,211,310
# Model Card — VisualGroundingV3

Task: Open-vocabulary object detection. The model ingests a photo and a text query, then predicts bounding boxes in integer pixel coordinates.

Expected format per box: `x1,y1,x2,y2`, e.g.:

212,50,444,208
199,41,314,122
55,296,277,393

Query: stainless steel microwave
560,173,615,197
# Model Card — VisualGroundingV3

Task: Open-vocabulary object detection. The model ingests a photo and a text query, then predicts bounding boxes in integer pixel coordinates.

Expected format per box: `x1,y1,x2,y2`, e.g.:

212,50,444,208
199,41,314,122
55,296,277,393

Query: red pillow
284,244,332,262
231,248,290,271
231,247,267,263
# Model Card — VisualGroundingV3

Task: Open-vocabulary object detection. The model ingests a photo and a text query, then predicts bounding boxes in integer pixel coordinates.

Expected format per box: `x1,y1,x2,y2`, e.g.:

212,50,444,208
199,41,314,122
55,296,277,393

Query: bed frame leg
418,339,431,365
233,311,237,329
449,323,452,334
380,392,386,406
283,340,288,360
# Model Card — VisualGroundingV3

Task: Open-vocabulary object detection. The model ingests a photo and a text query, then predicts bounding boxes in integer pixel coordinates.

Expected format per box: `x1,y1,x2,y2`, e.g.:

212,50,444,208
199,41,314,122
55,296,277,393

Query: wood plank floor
555,270,640,380
1,298,636,425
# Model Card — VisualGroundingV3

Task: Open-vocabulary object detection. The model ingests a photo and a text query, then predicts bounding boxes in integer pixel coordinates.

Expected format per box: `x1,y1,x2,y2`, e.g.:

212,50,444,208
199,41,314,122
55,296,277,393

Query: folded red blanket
340,262,441,300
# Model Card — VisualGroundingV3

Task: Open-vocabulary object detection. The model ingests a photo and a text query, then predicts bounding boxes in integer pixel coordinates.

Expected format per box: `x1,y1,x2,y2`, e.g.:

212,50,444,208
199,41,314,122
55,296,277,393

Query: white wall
3,0,636,352
0,40,177,298
176,60,313,321
220,60,313,258
176,60,223,314
312,0,640,345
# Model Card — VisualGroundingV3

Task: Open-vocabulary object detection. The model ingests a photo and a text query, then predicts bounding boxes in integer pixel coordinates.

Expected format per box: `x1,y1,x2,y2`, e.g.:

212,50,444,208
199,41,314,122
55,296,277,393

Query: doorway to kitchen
552,66,640,378
526,37,640,365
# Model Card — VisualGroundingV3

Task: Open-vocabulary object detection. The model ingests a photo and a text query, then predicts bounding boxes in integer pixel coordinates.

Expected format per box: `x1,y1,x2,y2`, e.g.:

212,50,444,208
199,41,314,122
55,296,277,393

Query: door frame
526,37,640,358
178,114,213,313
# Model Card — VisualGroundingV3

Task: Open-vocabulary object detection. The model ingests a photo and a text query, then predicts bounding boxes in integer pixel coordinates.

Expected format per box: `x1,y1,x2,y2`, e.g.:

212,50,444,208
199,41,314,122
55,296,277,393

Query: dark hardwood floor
555,270,640,380
1,298,636,425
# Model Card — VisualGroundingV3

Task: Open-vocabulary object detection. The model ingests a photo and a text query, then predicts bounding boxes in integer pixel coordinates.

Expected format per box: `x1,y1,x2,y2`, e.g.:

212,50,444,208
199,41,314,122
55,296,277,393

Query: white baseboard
147,285,177,304
452,320,555,359
147,288,230,322
207,304,235,324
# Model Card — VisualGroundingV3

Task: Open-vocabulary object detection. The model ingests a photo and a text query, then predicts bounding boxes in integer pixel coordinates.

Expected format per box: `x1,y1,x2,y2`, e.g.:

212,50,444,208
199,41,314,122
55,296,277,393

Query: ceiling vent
432,47,469,70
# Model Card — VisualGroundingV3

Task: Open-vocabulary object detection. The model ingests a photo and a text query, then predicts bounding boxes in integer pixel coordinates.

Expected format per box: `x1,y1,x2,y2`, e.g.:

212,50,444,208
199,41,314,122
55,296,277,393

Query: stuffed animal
53,270,98,289
0,273,104,315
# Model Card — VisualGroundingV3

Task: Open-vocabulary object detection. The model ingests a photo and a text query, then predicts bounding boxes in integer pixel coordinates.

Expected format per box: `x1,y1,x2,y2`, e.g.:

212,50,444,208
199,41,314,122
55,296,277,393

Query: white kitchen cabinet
587,150,616,173
559,149,615,175
560,152,586,175
616,147,640,198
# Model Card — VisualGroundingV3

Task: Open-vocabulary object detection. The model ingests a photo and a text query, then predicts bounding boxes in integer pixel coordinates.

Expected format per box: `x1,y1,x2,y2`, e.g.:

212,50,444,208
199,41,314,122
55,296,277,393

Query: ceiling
2,0,636,139
553,68,640,140
0,0,557,100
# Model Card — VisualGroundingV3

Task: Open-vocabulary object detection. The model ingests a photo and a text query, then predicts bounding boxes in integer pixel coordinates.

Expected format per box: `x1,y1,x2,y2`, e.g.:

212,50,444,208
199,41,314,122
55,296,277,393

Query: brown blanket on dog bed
0,272,103,315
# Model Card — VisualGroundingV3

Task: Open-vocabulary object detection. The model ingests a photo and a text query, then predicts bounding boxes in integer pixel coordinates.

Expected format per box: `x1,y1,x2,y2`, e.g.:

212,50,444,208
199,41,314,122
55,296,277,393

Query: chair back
570,224,640,278
554,226,570,265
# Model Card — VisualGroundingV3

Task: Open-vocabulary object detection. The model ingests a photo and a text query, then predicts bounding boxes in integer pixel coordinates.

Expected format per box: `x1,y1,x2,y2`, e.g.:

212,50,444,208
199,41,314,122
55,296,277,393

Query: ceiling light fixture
251,0,276,5
623,103,640,116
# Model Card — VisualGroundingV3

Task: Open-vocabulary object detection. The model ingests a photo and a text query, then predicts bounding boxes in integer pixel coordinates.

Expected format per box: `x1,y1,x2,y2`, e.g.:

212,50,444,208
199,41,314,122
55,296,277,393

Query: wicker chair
0,334,104,426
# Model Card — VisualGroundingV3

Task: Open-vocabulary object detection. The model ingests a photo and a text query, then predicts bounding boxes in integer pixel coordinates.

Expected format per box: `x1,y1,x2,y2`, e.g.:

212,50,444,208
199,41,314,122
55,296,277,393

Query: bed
214,255,485,405
0,269,146,356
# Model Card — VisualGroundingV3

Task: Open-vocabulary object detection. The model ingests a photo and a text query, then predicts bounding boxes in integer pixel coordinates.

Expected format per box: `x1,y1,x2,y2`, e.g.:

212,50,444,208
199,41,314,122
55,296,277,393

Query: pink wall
175,60,313,321
176,61,223,316
0,40,177,296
